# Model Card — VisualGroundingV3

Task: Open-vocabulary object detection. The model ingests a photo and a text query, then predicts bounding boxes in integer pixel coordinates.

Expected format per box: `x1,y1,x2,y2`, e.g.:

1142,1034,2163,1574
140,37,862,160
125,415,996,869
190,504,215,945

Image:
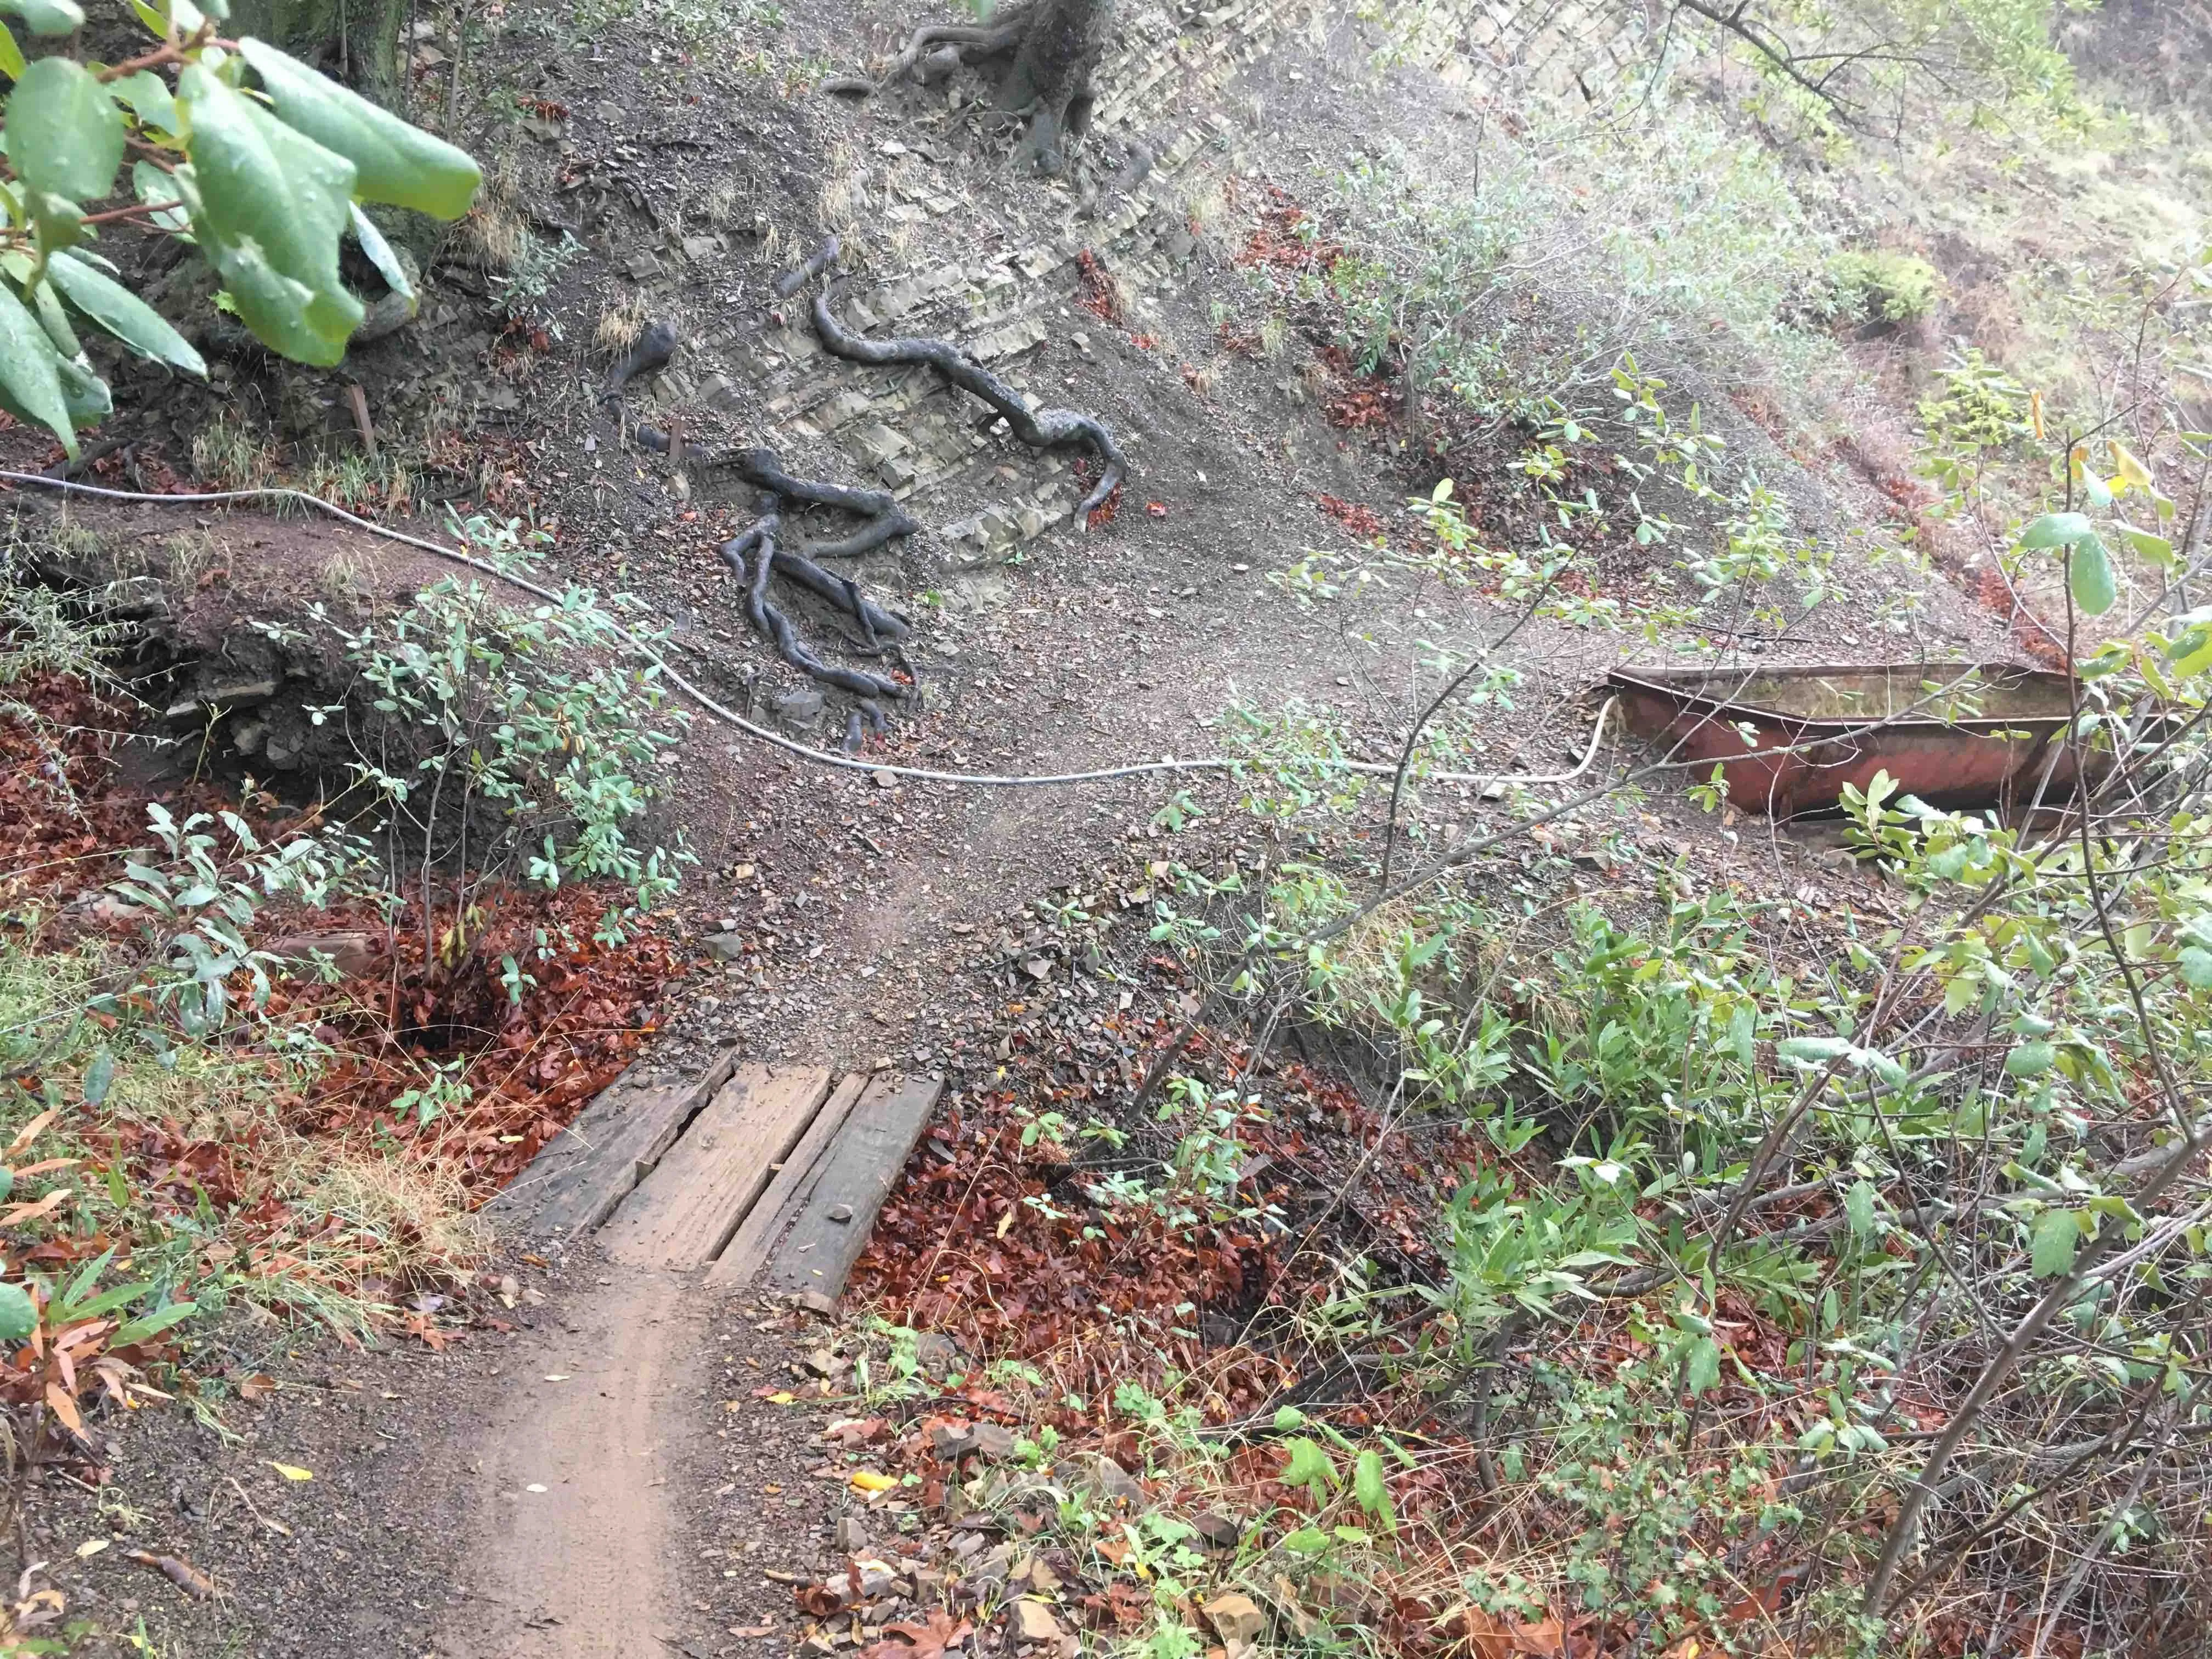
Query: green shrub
1826,249,1944,324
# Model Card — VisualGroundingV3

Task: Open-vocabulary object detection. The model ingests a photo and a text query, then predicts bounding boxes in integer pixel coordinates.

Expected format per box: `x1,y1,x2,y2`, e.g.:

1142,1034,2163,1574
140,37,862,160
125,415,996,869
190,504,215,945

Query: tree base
826,0,1114,177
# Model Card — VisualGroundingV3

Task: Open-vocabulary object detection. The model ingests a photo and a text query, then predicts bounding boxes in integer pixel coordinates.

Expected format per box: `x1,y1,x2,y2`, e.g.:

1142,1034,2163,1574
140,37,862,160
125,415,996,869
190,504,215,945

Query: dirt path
435,1271,704,1657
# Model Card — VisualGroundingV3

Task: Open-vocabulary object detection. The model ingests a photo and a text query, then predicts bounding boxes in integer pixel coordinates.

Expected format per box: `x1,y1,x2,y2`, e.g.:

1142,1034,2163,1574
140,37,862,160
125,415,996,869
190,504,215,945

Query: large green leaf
1682,1333,1722,1395
2069,534,2117,617
108,68,178,137
133,160,193,235
348,202,415,307
2112,520,2175,569
29,273,78,355
129,0,203,31
2020,512,2094,549
10,56,125,202
2030,1208,2080,1278
47,251,207,376
0,0,83,36
1845,1178,1877,1238
0,1283,33,1345
1280,1436,1335,1496
177,63,361,365
239,40,481,219
110,1299,198,1348
1351,1448,1396,1532
54,352,111,425
0,20,25,79
0,279,74,454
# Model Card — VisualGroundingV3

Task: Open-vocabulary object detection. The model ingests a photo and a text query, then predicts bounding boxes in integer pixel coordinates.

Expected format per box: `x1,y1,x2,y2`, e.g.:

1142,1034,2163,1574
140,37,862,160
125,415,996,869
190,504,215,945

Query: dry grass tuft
595,289,650,354
820,143,872,236
454,149,529,272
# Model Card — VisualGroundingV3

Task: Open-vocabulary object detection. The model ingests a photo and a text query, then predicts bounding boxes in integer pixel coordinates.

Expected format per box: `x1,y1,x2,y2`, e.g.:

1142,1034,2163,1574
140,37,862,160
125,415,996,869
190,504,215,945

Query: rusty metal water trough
1606,663,2110,818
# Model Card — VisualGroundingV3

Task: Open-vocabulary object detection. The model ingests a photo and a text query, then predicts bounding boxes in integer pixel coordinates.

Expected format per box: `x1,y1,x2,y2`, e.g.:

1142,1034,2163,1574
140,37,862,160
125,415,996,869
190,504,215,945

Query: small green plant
319,511,691,950
1917,348,2034,500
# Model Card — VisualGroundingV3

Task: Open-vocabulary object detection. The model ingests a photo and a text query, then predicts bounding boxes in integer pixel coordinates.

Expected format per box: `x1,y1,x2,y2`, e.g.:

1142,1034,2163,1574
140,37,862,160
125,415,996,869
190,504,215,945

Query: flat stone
682,234,721,262
1192,1510,1240,1549
703,934,747,962
1203,1592,1265,1647
1061,1450,1142,1506
915,1332,962,1378
774,686,826,730
200,678,277,706
797,1289,839,1318
854,421,910,463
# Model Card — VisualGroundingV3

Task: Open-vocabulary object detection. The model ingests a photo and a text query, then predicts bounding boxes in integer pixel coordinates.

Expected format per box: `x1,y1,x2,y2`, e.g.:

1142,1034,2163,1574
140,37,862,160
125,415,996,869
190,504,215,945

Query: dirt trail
435,1272,704,1657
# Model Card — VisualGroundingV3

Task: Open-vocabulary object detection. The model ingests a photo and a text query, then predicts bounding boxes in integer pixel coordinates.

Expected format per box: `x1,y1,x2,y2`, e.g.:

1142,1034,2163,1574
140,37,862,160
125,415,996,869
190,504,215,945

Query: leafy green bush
1144,442,2212,1638
1826,248,1944,323
317,512,691,949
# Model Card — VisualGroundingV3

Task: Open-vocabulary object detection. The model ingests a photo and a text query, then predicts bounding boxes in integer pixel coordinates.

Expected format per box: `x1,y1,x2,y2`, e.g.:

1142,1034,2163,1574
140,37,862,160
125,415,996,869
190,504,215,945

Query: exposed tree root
820,5,1034,98
601,321,678,401
627,394,917,715
801,267,1127,520
718,499,907,704
617,228,1128,735
773,235,844,299
817,0,1105,177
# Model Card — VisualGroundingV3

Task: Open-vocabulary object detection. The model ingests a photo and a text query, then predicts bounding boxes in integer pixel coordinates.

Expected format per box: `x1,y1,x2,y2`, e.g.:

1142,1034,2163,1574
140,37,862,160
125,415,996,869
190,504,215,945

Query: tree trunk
229,0,409,112
995,0,1113,175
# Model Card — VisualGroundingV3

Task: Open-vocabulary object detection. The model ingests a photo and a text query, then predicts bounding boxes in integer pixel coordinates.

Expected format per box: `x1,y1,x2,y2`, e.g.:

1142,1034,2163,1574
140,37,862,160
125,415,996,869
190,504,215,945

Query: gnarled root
802,270,1126,521
820,4,1035,97
719,505,907,702
774,235,843,298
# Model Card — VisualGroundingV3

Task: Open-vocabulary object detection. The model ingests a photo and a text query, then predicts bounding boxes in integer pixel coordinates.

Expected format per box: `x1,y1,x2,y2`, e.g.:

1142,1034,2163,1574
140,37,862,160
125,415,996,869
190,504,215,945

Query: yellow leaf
2112,440,2153,492
996,1209,1015,1239
75,1538,108,1558
850,1470,898,1492
267,1461,313,1481
44,1382,81,1435
764,1390,796,1406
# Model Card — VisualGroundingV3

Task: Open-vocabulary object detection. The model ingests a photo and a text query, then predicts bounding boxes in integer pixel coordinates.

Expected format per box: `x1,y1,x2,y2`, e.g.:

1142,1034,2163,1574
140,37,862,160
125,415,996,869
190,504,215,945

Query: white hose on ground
0,470,1618,792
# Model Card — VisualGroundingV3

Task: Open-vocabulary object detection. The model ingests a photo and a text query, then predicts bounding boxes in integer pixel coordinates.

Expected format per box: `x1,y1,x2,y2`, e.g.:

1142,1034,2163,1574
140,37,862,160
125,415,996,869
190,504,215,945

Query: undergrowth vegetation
833,9,2212,1658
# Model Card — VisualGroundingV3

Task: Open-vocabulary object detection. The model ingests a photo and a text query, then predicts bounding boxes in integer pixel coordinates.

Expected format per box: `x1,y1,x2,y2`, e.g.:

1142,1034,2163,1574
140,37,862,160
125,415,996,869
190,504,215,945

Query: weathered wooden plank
600,1064,832,1269
758,1073,942,1301
703,1071,867,1288
483,1048,737,1238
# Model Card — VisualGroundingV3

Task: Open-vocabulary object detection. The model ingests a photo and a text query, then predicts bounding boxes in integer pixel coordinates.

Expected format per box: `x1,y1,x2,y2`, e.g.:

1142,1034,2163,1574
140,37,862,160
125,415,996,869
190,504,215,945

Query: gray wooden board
483,1047,736,1237
703,1072,866,1288
600,1064,832,1269
758,1073,942,1300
